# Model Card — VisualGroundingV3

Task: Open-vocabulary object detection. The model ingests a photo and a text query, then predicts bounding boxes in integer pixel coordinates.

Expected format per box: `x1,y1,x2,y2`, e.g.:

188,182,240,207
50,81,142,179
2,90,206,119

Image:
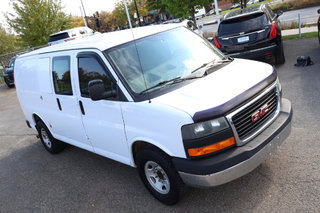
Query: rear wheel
275,43,285,64
36,120,66,154
318,31,320,44
136,147,184,205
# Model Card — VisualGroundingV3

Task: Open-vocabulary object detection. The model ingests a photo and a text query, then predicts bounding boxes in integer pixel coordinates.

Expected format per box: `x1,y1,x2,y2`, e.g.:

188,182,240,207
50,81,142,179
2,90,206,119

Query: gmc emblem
251,104,269,122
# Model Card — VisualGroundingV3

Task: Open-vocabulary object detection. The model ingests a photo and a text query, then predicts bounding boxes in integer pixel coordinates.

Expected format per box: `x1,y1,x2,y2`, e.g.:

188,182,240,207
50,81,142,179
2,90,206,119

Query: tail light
269,23,277,38
213,36,221,48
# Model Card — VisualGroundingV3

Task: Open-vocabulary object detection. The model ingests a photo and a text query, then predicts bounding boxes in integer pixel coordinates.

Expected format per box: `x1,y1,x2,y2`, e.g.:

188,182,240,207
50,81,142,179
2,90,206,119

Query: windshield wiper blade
139,77,181,94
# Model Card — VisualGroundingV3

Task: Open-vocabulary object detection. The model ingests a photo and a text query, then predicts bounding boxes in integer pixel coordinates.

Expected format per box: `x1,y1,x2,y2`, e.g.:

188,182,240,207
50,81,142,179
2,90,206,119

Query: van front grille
232,88,278,140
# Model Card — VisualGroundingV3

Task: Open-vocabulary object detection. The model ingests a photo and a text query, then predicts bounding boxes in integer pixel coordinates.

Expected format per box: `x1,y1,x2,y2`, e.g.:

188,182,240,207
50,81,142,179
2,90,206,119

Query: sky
0,0,117,29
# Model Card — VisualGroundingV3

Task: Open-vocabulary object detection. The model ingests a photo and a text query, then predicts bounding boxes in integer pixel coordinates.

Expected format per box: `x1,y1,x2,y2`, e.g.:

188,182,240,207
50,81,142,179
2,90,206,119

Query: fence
0,45,46,85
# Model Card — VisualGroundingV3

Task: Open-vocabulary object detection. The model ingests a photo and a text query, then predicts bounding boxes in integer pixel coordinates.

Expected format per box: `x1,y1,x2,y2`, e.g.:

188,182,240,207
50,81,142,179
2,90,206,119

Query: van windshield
106,27,224,95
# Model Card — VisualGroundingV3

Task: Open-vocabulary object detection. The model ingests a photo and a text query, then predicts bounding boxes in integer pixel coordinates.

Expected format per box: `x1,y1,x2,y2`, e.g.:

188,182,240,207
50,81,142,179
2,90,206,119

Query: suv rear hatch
217,12,272,53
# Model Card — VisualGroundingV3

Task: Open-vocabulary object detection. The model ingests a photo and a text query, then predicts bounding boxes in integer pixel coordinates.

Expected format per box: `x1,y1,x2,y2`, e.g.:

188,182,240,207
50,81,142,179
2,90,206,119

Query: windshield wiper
191,58,233,74
139,77,181,94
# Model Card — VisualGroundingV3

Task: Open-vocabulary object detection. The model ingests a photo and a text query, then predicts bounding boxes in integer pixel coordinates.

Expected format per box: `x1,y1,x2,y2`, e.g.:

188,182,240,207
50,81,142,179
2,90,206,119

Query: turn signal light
187,137,235,157
213,36,221,48
269,23,277,38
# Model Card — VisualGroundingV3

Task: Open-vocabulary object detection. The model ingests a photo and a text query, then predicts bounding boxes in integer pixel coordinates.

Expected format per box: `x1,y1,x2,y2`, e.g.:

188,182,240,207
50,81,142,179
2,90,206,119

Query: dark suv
213,4,285,64
3,56,16,88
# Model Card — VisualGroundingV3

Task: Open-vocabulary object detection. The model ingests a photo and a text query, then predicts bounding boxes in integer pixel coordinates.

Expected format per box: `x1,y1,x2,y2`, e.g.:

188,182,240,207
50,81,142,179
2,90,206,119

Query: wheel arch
131,140,173,167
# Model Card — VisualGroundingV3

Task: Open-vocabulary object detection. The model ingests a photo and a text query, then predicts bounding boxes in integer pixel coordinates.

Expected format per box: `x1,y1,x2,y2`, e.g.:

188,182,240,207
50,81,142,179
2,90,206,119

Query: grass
282,31,318,40
217,0,273,16
281,21,307,30
0,72,4,85
271,0,320,11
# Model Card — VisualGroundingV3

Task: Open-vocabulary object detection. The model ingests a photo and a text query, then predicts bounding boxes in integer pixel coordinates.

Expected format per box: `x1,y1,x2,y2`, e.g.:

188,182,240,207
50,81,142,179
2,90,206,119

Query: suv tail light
269,23,277,38
213,36,221,48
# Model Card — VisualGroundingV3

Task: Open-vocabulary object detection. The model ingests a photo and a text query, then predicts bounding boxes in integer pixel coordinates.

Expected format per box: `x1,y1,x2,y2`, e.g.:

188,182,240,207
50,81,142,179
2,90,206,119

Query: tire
136,147,184,205
275,43,285,64
318,31,320,44
36,120,66,154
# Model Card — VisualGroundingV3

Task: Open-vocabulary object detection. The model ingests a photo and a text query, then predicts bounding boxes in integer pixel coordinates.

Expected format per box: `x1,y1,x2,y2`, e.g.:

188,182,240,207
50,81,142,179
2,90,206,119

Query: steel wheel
40,128,52,148
144,161,170,194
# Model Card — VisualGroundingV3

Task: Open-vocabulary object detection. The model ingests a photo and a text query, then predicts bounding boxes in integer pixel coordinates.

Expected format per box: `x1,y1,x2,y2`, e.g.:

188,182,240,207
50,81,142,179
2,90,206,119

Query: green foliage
282,31,318,40
147,0,211,22
6,0,68,47
0,25,18,55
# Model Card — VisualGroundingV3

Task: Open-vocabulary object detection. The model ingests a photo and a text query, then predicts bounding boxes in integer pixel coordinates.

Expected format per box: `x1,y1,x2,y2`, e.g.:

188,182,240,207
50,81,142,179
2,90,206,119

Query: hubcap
40,128,52,148
144,161,170,194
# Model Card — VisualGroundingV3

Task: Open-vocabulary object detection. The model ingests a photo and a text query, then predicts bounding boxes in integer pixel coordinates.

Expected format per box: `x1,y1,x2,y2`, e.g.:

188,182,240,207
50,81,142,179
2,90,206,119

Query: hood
153,58,276,121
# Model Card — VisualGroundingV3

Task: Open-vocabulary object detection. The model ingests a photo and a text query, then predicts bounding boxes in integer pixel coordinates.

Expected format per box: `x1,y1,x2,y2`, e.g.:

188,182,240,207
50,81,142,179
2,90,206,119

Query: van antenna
123,0,151,103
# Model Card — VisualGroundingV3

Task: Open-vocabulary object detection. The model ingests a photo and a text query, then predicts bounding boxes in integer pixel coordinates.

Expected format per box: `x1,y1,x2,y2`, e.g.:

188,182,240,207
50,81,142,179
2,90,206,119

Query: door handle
56,98,62,111
79,100,85,115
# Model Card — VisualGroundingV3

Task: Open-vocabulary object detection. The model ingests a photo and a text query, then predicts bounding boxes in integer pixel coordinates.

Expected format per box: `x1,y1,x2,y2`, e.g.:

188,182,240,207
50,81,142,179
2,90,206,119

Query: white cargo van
15,24,292,205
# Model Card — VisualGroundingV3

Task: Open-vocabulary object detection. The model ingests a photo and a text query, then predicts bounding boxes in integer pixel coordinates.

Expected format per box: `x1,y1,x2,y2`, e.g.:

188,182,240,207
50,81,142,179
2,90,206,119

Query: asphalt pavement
0,38,320,212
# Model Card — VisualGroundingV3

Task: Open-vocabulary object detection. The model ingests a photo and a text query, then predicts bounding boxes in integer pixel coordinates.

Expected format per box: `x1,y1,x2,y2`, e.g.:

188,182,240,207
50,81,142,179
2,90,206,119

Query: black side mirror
318,9,320,14
276,10,283,17
88,79,116,101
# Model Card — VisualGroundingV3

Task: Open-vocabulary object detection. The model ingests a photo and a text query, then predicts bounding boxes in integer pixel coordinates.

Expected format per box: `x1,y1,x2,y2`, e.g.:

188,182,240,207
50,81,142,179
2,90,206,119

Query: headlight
181,117,229,140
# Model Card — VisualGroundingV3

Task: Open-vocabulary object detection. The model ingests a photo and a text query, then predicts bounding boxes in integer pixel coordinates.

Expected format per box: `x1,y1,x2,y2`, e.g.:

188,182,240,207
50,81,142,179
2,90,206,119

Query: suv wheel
136,147,184,205
275,43,285,64
36,120,66,154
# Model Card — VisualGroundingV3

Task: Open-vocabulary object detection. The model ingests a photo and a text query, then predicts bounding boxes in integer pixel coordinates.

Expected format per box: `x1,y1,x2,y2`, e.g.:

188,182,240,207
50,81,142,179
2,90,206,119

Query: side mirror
276,10,283,17
88,79,116,101
318,9,320,14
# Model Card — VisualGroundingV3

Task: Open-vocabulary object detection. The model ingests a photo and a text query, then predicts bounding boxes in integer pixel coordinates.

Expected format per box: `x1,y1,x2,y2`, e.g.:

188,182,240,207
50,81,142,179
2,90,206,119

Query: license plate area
237,36,249,43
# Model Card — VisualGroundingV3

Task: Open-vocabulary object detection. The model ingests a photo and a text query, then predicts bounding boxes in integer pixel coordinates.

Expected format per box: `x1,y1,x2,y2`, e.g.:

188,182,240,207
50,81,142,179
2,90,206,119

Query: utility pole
123,0,133,29
80,0,88,27
79,6,87,27
133,0,141,26
213,0,220,25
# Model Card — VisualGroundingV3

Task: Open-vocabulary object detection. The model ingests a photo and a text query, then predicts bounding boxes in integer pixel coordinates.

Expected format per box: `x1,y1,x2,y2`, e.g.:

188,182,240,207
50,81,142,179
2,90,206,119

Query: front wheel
136,147,184,205
36,120,66,154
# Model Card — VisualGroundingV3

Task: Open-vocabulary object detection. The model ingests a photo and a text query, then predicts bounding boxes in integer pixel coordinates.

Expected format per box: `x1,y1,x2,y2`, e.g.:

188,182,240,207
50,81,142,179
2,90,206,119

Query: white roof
20,24,182,58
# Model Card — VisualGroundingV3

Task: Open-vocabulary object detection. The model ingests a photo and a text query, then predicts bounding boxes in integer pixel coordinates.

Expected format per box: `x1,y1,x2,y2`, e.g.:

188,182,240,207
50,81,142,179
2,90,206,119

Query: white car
15,24,292,205
48,27,97,45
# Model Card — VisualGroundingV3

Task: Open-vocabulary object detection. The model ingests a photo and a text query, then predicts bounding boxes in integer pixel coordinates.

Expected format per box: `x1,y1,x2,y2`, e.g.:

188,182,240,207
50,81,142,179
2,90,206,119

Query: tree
0,25,19,55
6,0,69,47
67,16,85,28
148,0,212,24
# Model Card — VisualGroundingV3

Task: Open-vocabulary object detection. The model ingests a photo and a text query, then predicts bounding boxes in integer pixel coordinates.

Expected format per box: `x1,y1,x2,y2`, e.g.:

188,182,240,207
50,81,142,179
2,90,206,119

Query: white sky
0,0,118,29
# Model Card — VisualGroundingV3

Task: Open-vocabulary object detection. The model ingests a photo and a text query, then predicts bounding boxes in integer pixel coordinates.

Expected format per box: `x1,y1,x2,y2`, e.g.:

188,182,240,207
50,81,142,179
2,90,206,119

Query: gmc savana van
15,24,292,205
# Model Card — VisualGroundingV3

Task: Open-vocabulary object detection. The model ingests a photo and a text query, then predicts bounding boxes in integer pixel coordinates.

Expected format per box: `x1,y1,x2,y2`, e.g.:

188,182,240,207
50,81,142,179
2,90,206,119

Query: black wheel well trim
131,141,171,166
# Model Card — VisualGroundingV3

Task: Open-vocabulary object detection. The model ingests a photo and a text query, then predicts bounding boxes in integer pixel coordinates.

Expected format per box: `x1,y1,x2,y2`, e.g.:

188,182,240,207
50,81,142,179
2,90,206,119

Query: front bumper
3,73,14,86
225,44,278,60
173,98,292,188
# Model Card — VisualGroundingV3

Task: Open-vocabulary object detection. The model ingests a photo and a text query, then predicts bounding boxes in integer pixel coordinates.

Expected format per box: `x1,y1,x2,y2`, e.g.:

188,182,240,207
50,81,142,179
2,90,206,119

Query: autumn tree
67,16,85,28
6,0,69,47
